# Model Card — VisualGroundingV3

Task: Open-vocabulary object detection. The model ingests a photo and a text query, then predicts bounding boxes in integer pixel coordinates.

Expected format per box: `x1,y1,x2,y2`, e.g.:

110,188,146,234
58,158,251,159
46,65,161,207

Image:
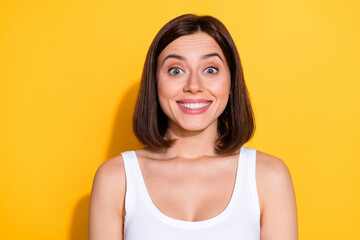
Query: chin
178,121,214,132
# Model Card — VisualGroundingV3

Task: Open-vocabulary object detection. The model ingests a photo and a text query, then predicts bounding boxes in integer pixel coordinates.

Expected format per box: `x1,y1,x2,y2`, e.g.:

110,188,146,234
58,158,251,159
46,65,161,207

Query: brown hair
133,14,255,154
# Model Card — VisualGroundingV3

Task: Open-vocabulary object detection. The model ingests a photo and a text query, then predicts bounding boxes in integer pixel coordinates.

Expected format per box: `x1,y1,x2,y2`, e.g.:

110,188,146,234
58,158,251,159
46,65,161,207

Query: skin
89,32,298,240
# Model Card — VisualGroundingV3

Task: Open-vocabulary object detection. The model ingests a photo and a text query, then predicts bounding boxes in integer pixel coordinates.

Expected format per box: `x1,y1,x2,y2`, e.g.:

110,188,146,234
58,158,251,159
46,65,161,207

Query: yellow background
1,0,359,239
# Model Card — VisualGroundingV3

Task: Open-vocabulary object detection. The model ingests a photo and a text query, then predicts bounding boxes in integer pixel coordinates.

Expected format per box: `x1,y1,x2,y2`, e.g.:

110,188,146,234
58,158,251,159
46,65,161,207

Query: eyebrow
161,54,185,66
161,52,224,66
201,53,224,62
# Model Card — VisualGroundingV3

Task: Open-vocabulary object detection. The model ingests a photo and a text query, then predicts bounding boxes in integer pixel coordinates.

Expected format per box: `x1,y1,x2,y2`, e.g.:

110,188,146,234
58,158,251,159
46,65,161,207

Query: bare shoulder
255,151,298,238
256,151,292,180
90,155,126,205
255,151,295,213
89,155,126,239
93,155,126,185
90,155,126,211
95,155,125,178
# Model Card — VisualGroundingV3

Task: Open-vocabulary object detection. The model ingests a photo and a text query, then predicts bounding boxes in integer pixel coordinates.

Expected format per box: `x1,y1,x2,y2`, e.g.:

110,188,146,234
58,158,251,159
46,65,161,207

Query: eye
204,67,218,74
168,67,184,76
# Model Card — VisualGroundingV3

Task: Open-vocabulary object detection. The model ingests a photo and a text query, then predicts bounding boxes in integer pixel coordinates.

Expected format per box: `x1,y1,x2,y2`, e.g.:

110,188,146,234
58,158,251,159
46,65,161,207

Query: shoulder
89,155,127,238
255,150,295,212
93,155,126,186
255,150,298,238
256,150,291,180
90,155,126,208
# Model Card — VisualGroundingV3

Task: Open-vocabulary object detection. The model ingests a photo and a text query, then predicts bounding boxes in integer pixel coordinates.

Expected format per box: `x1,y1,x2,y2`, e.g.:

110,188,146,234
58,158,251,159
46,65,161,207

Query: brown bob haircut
133,14,255,154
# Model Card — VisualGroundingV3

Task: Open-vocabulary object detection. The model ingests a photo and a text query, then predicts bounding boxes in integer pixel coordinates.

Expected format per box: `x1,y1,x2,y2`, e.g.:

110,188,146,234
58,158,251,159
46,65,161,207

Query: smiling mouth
177,102,212,110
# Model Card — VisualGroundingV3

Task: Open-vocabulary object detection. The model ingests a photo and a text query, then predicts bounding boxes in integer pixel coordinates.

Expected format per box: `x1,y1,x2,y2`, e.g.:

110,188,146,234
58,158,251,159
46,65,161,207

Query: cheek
156,72,169,101
157,80,173,101
156,81,168,112
157,73,184,99
210,75,231,99
156,78,181,114
157,81,166,99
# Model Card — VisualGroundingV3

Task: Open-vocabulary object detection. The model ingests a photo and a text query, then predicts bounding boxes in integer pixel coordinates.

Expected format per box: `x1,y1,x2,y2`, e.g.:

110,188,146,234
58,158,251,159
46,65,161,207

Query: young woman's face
156,32,231,133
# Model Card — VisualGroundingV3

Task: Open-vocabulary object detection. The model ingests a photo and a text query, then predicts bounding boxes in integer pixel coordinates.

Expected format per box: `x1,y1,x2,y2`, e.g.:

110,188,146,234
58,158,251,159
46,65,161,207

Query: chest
138,157,239,222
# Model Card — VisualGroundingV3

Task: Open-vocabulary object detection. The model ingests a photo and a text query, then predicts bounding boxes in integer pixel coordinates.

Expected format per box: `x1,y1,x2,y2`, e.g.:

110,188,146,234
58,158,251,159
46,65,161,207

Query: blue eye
204,67,218,74
169,67,184,76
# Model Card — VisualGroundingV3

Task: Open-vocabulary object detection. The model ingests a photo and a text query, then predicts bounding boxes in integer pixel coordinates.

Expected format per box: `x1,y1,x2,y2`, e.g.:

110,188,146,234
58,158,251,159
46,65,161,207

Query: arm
256,152,298,240
89,156,126,240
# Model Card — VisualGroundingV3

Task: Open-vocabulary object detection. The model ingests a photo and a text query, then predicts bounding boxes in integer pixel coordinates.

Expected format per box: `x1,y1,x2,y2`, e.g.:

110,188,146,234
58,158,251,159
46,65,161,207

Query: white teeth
179,102,211,109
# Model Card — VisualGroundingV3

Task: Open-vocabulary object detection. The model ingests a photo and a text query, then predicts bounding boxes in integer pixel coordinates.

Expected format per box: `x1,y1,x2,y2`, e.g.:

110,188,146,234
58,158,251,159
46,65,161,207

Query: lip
176,99,212,104
176,99,212,114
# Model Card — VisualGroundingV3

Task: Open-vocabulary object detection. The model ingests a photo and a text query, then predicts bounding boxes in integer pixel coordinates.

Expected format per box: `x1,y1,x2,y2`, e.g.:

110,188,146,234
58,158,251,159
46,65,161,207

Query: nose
183,72,204,93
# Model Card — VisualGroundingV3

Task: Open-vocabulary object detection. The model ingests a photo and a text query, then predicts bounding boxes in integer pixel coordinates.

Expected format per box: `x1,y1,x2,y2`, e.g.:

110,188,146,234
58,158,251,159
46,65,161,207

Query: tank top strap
237,147,260,219
121,151,141,215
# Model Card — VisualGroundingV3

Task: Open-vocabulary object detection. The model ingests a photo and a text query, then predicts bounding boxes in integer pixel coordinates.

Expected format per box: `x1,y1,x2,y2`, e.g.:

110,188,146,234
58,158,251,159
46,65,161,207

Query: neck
163,121,218,159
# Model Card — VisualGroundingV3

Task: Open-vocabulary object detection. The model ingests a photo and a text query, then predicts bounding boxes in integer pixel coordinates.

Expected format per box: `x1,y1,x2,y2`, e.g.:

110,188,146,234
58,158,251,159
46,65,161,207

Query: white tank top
121,147,260,240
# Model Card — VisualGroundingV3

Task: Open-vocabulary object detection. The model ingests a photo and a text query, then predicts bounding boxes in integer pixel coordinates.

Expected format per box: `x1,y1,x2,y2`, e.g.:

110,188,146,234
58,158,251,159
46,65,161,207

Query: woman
89,14,298,240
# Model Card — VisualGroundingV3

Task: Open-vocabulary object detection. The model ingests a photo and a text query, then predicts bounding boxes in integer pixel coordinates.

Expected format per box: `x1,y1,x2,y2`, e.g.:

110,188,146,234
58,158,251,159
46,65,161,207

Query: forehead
158,32,224,59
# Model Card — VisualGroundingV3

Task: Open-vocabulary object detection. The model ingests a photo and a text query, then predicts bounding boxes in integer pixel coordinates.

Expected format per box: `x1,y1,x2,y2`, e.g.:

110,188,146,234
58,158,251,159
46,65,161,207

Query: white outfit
121,147,260,240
